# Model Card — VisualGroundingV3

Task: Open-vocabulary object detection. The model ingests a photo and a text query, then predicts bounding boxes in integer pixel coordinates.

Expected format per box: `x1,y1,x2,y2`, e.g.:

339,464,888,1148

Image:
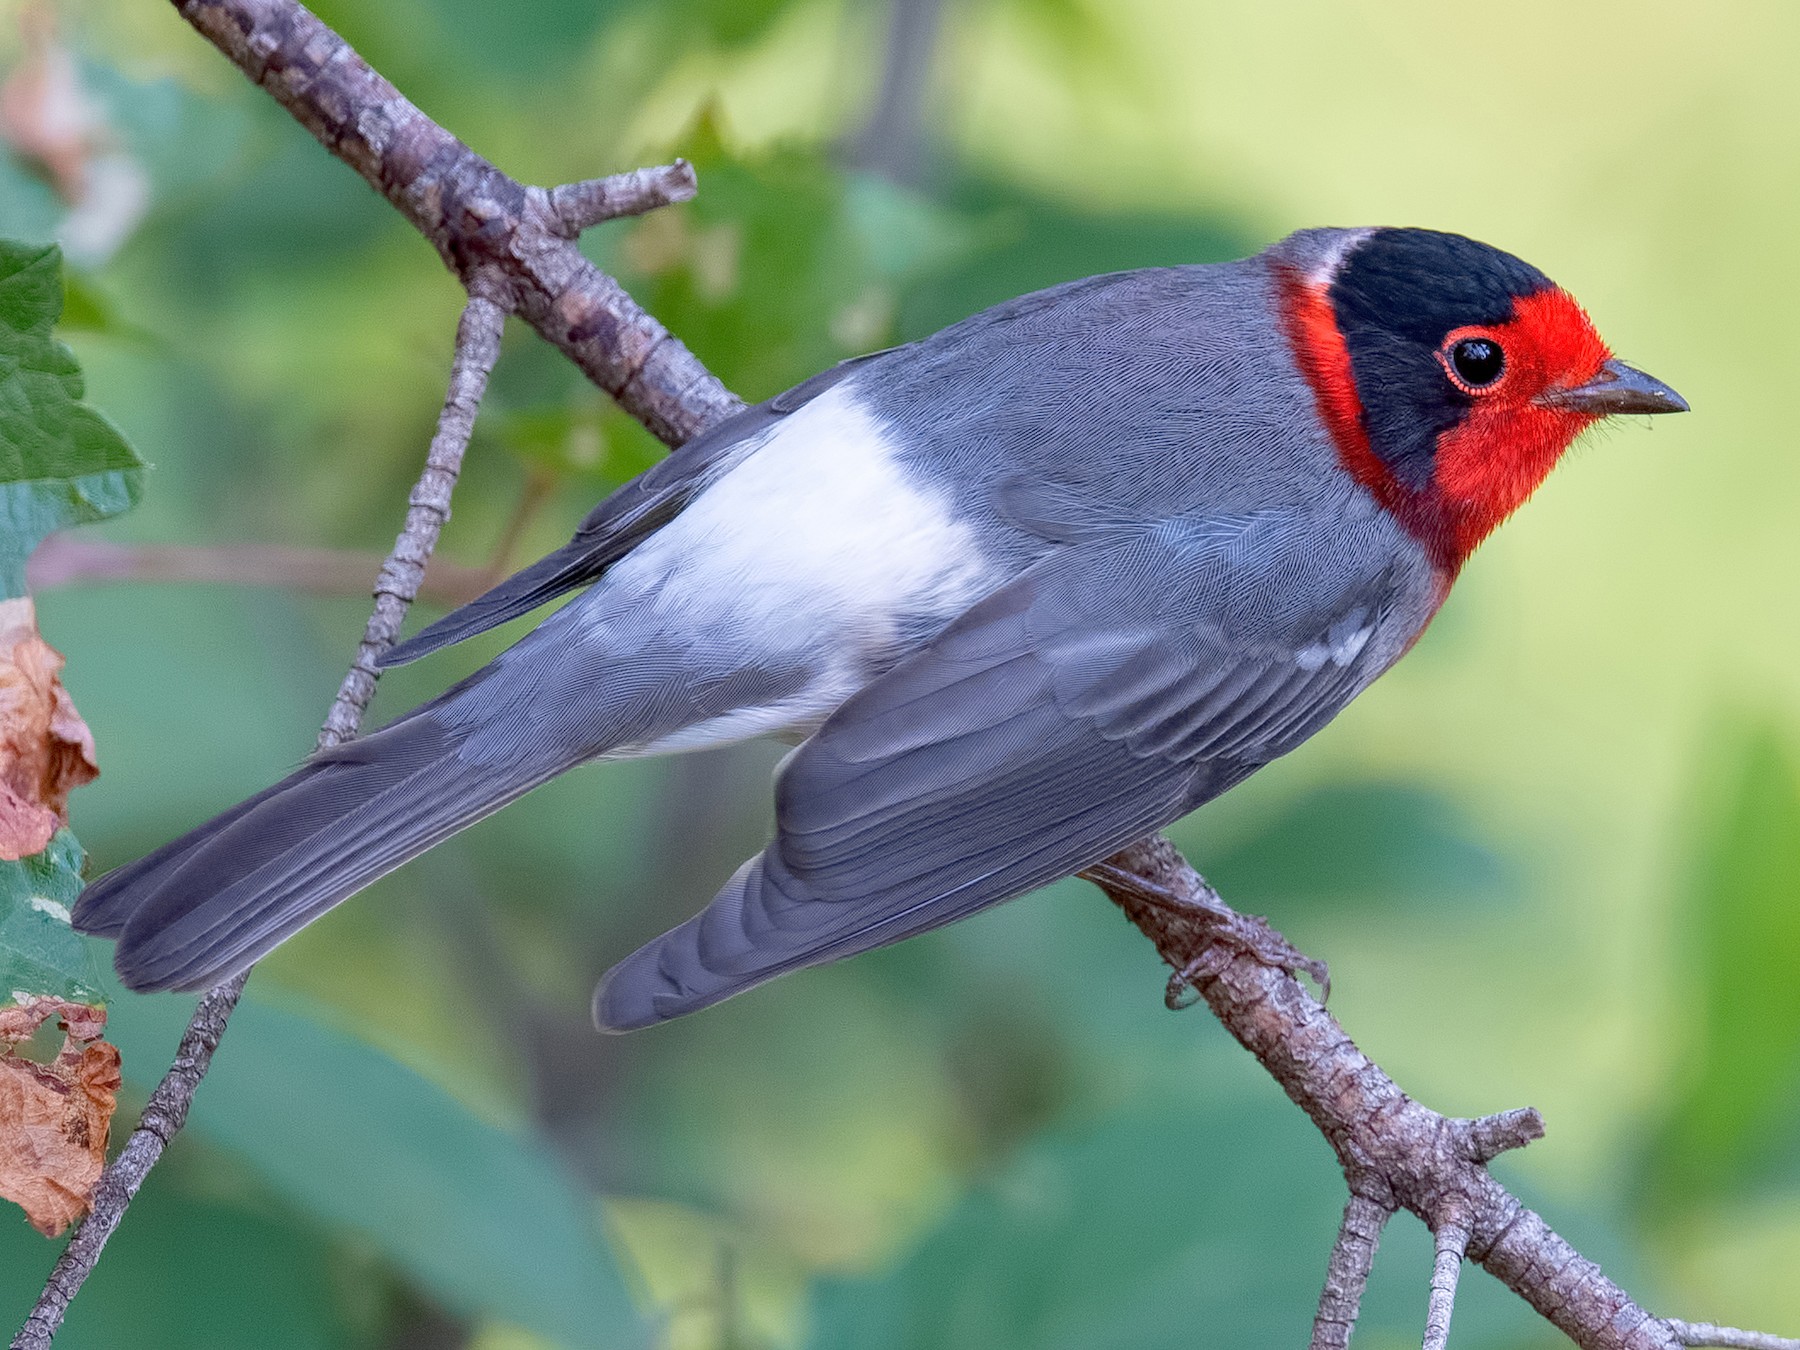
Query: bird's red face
1277,229,1685,573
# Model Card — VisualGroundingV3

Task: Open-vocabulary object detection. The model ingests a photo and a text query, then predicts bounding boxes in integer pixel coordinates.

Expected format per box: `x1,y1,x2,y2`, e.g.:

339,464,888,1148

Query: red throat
1276,268,1608,574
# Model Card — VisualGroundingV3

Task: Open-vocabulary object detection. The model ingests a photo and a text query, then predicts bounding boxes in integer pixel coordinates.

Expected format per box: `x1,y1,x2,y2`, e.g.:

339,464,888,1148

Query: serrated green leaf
0,829,102,1005
0,239,145,596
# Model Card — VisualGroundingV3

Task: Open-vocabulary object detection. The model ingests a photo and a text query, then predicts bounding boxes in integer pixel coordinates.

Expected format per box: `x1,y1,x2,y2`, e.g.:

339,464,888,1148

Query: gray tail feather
592,848,957,1034
73,694,568,993
376,539,602,669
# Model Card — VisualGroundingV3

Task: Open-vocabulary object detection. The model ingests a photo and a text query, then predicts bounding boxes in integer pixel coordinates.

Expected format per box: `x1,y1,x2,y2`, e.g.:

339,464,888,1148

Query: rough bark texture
12,2,1799,1348
1084,836,1696,1349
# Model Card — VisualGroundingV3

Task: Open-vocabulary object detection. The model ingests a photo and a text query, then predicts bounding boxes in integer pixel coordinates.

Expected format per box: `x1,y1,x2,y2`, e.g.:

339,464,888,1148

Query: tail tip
590,959,663,1034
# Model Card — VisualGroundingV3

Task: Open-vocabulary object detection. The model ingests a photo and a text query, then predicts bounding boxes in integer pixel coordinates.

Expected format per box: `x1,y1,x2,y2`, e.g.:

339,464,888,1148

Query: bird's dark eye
1449,337,1505,388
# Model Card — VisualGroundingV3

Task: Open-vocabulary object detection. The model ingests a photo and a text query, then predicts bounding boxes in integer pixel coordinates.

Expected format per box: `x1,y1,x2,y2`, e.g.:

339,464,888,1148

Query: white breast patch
603,382,998,754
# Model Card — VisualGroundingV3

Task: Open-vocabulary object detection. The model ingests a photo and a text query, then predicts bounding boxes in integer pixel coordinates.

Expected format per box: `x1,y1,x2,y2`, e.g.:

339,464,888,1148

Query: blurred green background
2,0,1796,1345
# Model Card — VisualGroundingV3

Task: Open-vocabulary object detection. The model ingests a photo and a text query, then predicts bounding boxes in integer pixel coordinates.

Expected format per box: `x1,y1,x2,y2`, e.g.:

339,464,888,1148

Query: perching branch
1080,837,1798,1350
1423,1213,1472,1350
14,1,1798,1346
1666,1327,1800,1350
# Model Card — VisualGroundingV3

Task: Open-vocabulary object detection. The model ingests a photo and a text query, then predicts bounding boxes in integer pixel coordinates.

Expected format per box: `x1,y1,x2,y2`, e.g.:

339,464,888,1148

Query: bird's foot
1085,862,1329,1008
1160,908,1330,1010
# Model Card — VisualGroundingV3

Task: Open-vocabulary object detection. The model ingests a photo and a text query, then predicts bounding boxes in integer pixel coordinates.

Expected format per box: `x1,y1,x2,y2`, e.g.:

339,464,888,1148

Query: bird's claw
1161,911,1331,1010
1084,861,1329,1008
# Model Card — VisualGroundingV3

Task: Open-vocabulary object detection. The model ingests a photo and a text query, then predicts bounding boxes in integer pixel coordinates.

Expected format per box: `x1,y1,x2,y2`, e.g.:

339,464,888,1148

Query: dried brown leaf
0,996,117,1237
0,597,99,862
0,2,94,204
0,3,150,263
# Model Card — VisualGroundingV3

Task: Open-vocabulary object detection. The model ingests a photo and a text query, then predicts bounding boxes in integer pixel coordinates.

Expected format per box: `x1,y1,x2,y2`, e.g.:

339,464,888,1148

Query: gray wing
380,354,889,666
594,512,1423,1030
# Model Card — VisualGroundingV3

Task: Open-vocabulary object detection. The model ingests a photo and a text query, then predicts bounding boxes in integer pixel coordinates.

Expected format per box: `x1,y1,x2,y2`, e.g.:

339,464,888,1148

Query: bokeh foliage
0,0,1792,1345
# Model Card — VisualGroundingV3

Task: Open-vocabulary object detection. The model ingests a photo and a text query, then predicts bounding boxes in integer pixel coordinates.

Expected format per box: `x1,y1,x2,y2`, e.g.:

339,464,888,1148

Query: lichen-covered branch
318,285,502,744
1423,1215,1471,1350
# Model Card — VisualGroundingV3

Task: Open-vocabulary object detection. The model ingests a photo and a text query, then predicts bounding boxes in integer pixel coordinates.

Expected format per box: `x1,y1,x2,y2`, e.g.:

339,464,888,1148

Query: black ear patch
1329,229,1553,492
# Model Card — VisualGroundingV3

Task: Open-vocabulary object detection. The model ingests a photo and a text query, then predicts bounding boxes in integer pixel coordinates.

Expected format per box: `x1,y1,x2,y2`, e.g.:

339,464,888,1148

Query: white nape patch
28,895,71,923
1294,623,1373,673
1304,227,1377,287
606,382,997,754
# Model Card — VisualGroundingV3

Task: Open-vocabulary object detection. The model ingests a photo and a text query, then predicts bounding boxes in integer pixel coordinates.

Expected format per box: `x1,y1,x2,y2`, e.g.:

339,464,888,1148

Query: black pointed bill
1542,358,1689,416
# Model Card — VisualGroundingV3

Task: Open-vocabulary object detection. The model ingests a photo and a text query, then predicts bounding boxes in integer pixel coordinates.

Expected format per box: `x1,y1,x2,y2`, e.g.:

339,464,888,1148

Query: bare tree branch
1666,1325,1800,1350
27,537,491,607
847,0,946,184
12,287,505,1350
318,284,502,743
12,1,1793,1346
547,160,698,234
1081,834,1781,1349
1423,1213,1471,1350
1311,1192,1390,1350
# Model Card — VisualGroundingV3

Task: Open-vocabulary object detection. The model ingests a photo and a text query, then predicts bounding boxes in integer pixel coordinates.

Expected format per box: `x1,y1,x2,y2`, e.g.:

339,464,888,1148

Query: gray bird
71,226,1687,1030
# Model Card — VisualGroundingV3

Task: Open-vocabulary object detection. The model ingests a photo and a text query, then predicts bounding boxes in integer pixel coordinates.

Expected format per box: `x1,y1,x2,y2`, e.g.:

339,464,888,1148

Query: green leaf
0,1185,354,1350
109,987,646,1348
0,240,145,596
601,120,880,401
485,405,663,486
1195,781,1511,914
805,1089,1545,1350
0,829,102,1005
894,177,1254,341
1640,719,1800,1212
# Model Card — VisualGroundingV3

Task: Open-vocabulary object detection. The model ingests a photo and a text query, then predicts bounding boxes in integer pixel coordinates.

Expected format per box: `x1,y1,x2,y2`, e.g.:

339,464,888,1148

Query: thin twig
1310,1192,1391,1350
12,288,506,1350
546,160,697,234
1422,1215,1471,1350
480,465,559,587
319,286,503,743
1461,1107,1545,1163
1666,1326,1800,1350
27,536,491,607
